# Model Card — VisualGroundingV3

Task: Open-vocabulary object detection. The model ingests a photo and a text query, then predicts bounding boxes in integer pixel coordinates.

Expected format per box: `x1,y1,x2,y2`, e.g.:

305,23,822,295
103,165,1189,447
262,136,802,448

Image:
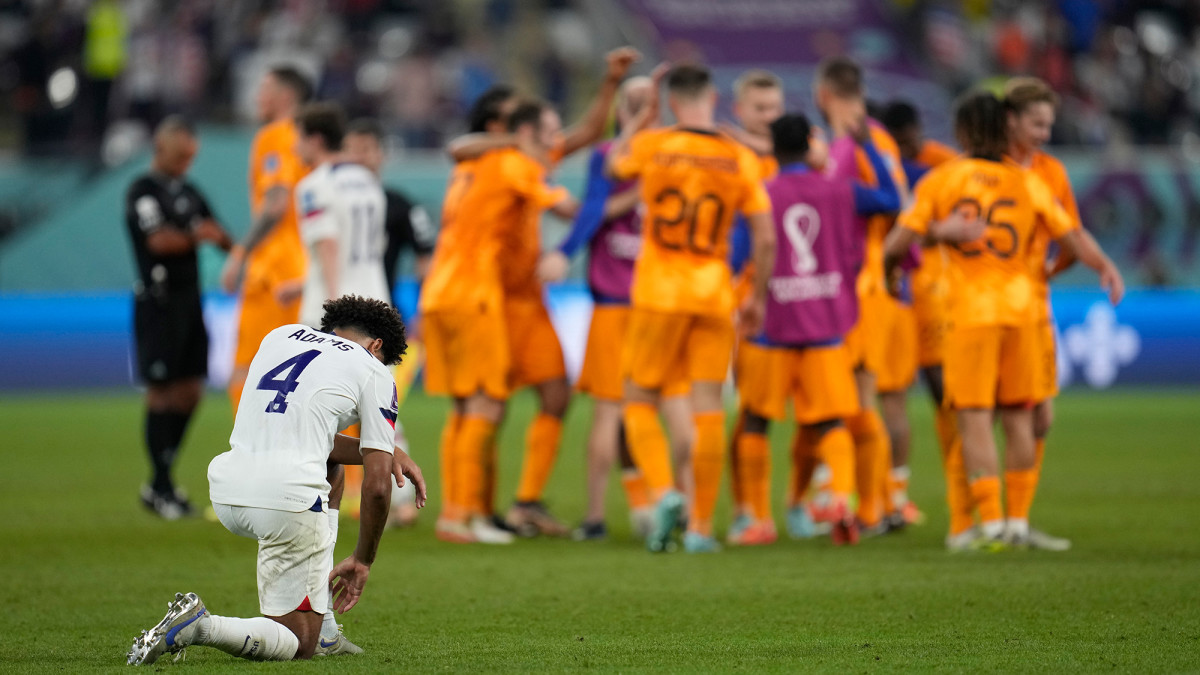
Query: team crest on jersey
300,190,323,218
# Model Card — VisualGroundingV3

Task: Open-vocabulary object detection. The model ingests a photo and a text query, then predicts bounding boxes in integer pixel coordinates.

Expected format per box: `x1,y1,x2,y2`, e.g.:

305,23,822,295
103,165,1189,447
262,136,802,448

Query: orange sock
847,410,890,526
438,412,461,520
737,432,770,522
968,475,1003,525
815,426,856,499
515,413,563,503
622,402,675,498
936,406,974,535
1004,468,1038,521
454,416,495,519
621,470,652,510
729,410,748,513
690,411,725,536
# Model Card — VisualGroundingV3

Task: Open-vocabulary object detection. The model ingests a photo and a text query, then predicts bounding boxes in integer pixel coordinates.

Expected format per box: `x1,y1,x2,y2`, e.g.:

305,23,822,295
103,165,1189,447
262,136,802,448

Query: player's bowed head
319,294,408,366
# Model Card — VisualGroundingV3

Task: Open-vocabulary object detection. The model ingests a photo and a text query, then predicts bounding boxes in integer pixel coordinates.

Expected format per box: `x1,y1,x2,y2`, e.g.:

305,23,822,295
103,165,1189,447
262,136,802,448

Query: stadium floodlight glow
48,67,78,109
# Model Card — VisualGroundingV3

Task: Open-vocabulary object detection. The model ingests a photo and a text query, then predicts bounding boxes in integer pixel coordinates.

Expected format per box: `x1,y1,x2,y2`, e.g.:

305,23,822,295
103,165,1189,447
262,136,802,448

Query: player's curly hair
319,295,408,366
954,90,1008,162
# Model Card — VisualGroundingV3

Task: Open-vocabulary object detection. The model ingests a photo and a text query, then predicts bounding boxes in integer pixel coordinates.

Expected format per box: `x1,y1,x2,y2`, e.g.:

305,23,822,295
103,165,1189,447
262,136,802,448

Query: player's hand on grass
392,449,427,509
1101,263,1125,306
605,47,641,81
537,251,570,283
274,279,305,305
329,556,370,613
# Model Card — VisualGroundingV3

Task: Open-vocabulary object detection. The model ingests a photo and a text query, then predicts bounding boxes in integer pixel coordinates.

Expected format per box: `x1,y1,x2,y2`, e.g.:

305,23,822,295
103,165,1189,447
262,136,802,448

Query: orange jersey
897,157,1078,327
496,149,566,301
916,139,958,168
611,126,771,317
422,150,568,314
734,152,780,303
850,124,909,296
1023,151,1081,316
246,118,307,288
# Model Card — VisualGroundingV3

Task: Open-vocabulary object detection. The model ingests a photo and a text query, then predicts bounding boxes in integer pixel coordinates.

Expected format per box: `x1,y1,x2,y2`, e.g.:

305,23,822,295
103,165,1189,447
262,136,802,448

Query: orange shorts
875,298,918,393
423,307,510,400
621,308,734,391
739,342,860,424
580,305,688,401
234,285,301,369
844,291,885,375
504,298,566,390
943,323,1040,409
1033,319,1059,402
911,261,948,368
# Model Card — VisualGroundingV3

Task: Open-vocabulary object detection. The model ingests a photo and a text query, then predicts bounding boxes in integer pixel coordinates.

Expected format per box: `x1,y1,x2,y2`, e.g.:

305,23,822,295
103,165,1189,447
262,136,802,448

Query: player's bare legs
999,405,1038,546
142,377,204,518
661,394,694,499
437,393,512,544
1023,398,1069,549
922,364,974,543
582,399,621,530
269,610,322,659
508,377,572,537
799,418,859,545
728,411,778,546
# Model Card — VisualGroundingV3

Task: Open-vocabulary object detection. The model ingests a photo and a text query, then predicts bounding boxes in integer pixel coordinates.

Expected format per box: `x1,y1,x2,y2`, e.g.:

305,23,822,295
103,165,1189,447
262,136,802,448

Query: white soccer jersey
296,162,390,326
209,324,398,512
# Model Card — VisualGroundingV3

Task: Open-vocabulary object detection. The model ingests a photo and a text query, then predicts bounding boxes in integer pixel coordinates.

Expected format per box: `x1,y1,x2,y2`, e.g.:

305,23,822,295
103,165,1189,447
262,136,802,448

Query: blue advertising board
0,286,1196,391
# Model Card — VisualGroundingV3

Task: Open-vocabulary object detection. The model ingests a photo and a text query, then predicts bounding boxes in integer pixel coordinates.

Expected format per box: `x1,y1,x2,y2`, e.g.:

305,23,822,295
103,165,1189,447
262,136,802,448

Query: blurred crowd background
4,0,1200,160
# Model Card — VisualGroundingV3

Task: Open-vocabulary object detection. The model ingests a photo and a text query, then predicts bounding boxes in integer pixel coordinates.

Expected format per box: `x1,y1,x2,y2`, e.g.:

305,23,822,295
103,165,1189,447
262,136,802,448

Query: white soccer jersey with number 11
296,162,390,326
208,324,397,512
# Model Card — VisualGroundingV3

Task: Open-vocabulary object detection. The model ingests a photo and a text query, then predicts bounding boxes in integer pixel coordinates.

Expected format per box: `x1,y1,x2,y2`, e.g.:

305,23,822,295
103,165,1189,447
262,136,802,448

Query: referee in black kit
124,116,232,519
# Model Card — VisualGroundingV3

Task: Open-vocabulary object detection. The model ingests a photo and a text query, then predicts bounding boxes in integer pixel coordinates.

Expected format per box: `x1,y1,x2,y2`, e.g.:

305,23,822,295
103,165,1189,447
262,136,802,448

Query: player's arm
220,185,289,292
604,63,668,179
603,187,639,219
145,229,196,256
556,47,640,159
850,133,901,215
540,150,613,282
882,226,922,297
1056,227,1124,305
720,123,772,156
329,447,391,614
741,210,776,336
408,203,437,281
446,132,516,163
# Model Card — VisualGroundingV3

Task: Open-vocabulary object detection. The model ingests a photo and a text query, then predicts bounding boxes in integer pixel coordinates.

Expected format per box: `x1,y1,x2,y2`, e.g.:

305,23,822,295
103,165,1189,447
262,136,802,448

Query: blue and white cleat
646,490,684,553
315,624,364,656
683,531,722,553
127,592,207,665
726,513,753,544
786,505,818,539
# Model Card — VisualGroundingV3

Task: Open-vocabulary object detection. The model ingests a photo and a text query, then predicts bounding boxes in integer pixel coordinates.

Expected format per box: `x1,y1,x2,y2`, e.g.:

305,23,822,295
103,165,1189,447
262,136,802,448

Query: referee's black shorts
133,289,208,383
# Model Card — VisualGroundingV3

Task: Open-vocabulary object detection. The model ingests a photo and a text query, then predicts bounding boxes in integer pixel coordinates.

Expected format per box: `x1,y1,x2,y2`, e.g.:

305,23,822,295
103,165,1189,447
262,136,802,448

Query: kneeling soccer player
127,296,426,664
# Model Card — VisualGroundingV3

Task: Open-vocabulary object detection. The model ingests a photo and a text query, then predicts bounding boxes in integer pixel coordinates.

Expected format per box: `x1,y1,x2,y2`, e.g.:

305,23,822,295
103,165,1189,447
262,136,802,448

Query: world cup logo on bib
782,203,821,275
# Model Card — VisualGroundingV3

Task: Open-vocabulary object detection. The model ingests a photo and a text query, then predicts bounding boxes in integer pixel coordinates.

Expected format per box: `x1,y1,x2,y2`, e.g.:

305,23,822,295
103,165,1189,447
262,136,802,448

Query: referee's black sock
146,410,193,496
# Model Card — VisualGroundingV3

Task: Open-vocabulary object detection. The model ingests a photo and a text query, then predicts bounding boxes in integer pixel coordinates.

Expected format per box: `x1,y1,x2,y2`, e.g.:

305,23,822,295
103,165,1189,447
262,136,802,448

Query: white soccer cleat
1027,526,1072,551
629,507,655,540
127,592,207,665
469,515,515,544
945,527,981,553
315,624,364,656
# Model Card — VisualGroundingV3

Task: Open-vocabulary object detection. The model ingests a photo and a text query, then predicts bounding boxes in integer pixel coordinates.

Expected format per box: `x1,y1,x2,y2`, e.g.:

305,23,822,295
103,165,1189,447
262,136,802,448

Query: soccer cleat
469,515,515,544
315,625,364,656
629,507,654,540
127,592,207,666
786,504,818,539
139,485,186,521
728,520,777,546
682,531,722,553
945,527,981,552
646,490,684,553
1027,527,1072,552
434,518,475,544
967,531,1009,553
505,502,571,538
726,513,754,544
572,520,608,541
831,516,860,546
900,501,926,526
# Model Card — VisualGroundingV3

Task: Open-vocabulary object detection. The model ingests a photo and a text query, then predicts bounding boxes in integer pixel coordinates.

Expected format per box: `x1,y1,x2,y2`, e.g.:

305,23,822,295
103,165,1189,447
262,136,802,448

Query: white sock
196,614,299,661
321,509,340,639
980,519,1005,539
1006,518,1029,538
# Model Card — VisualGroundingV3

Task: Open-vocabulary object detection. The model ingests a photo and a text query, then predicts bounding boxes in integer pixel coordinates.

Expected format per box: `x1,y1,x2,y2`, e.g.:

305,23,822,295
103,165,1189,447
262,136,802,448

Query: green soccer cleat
683,531,722,553
646,491,684,553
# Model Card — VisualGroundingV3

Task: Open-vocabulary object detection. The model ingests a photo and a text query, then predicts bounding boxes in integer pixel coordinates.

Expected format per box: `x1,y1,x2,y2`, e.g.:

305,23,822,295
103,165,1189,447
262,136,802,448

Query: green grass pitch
1,388,1198,673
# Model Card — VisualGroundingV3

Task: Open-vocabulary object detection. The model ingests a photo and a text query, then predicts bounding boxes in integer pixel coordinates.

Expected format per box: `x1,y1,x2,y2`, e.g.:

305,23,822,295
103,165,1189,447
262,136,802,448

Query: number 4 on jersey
257,349,321,414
